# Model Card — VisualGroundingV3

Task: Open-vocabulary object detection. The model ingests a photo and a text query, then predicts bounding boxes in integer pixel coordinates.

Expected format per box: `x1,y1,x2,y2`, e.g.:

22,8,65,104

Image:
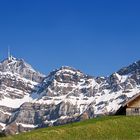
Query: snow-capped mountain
0,56,45,83
0,57,140,135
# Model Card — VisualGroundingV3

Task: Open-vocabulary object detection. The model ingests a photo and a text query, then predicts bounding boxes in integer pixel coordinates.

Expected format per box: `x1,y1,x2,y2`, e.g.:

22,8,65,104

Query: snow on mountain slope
0,57,140,135
0,57,46,133
0,56,45,83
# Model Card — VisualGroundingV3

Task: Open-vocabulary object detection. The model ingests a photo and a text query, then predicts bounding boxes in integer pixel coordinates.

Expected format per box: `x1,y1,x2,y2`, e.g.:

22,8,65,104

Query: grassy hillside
1,116,140,140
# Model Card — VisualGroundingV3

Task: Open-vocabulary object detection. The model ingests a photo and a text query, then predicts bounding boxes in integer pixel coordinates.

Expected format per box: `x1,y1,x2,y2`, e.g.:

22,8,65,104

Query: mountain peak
1,56,35,72
0,57,45,83
58,66,83,74
117,60,140,75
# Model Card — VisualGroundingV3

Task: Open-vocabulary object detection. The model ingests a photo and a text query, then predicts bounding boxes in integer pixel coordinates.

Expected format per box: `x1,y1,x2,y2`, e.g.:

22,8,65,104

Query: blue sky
0,0,140,76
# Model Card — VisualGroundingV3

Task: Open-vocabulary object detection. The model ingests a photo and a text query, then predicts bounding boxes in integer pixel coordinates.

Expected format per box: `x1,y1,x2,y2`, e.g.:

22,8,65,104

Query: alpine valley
0,56,140,135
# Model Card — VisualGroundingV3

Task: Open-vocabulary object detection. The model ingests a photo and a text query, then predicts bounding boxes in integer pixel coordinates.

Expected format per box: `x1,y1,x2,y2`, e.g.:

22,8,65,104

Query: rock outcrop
0,57,140,135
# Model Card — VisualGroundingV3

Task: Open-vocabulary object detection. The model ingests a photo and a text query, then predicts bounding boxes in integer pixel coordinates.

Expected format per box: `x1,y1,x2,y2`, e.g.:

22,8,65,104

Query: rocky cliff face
0,57,44,83
0,57,140,135
0,57,45,134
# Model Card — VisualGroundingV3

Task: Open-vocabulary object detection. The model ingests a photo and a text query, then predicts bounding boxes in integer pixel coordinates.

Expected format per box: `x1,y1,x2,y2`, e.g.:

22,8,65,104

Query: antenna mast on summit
8,46,11,60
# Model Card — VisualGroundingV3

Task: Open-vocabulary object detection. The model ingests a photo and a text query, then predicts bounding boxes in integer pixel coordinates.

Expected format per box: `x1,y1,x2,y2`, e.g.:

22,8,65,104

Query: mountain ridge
0,56,139,135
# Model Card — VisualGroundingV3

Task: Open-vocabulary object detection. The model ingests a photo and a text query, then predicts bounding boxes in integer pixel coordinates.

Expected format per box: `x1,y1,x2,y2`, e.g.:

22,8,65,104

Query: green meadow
1,116,140,140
